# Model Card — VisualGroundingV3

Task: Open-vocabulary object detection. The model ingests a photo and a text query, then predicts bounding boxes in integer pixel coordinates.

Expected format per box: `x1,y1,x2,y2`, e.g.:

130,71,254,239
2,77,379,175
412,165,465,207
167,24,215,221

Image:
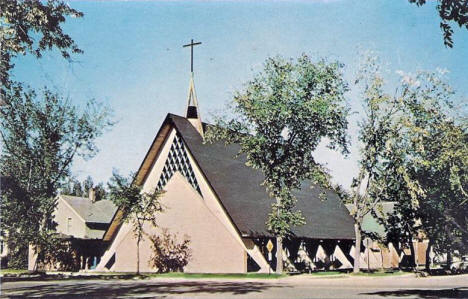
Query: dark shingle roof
60,195,117,224
168,114,355,240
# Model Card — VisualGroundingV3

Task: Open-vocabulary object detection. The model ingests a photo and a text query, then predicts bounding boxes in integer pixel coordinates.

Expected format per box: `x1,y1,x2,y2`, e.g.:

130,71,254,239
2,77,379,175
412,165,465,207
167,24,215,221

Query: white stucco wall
108,173,247,273
97,126,269,273
138,126,269,271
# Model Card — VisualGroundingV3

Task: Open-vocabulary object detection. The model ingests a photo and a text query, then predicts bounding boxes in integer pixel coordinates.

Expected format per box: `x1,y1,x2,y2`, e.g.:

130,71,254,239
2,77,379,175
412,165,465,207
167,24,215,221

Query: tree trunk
425,239,433,272
353,222,361,273
275,195,283,274
380,245,385,271
409,238,417,270
367,238,371,272
33,248,39,272
446,250,452,270
136,234,141,275
276,236,283,274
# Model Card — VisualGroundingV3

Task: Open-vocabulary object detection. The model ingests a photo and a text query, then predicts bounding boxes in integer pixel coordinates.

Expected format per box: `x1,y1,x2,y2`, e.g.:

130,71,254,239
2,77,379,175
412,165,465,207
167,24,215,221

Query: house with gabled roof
95,72,355,273
54,193,117,240
28,190,117,271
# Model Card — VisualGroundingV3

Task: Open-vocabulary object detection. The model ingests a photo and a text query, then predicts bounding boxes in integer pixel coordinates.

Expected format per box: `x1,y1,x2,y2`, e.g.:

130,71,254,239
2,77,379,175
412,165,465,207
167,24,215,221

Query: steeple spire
183,39,203,136
185,73,203,136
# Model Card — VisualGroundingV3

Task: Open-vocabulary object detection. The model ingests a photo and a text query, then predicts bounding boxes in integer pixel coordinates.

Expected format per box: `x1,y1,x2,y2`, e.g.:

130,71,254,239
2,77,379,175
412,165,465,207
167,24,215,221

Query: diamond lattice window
156,133,201,195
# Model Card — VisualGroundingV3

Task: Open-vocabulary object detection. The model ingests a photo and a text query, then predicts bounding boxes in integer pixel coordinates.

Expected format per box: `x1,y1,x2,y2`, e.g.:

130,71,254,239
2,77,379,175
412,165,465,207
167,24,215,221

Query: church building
96,44,355,273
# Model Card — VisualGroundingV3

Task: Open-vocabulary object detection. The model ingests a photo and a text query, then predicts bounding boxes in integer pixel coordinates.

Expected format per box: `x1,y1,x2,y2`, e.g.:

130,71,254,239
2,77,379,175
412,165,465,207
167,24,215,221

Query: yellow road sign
266,239,274,252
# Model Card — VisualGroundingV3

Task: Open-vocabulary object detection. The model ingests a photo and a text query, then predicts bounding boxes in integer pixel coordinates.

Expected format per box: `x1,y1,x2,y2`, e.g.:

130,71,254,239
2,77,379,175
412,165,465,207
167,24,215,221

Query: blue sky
12,0,468,189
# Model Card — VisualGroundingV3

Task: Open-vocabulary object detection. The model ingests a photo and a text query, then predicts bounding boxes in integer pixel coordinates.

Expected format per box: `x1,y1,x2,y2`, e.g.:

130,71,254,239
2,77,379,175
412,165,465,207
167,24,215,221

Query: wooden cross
183,39,202,73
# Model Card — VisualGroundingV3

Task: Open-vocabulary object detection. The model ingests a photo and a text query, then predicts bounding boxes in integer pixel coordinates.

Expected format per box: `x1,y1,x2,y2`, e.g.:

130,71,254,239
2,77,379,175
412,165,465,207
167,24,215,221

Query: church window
156,133,202,195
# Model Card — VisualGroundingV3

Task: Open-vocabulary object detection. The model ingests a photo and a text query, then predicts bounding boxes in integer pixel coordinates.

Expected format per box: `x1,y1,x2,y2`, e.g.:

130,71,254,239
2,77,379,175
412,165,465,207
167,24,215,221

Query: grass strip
146,272,287,279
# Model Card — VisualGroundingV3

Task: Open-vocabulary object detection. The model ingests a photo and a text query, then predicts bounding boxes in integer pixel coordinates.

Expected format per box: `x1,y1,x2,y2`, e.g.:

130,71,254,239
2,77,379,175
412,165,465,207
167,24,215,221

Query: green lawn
0,269,30,275
296,271,348,278
305,271,344,276
0,269,410,279
0,270,286,280
350,270,407,277
146,272,287,279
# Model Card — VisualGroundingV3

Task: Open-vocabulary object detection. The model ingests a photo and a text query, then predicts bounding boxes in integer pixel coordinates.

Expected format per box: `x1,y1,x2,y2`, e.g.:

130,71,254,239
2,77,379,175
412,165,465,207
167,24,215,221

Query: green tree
60,177,74,196
350,54,401,273
72,179,83,197
354,58,467,271
0,0,83,87
382,69,468,270
0,83,112,268
82,175,94,197
108,171,163,274
206,54,349,273
408,0,468,48
94,182,107,201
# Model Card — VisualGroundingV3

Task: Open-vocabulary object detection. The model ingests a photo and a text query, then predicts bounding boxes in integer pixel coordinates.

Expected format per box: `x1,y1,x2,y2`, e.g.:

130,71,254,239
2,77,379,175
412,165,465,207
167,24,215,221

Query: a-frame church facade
96,73,355,273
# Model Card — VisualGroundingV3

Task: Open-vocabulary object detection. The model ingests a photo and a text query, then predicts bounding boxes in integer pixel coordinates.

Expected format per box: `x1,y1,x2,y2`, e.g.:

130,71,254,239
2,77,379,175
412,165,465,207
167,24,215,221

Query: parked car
450,256,468,274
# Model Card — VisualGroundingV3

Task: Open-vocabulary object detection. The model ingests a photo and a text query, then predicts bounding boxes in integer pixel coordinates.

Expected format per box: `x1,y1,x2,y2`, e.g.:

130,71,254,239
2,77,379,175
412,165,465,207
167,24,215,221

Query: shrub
149,229,191,273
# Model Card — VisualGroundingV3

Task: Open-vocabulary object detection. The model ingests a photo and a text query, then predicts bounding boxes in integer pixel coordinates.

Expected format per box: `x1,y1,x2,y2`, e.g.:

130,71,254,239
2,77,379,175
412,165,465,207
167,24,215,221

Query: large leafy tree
0,84,112,268
108,171,163,274
409,0,468,48
350,53,467,272
349,54,400,273
1,0,83,87
0,1,109,270
382,70,468,269
206,54,349,273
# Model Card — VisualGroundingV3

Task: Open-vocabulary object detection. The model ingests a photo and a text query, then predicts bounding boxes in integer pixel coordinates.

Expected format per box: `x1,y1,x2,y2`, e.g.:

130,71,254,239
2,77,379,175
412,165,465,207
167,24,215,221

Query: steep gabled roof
104,113,355,241
60,195,117,224
169,114,354,239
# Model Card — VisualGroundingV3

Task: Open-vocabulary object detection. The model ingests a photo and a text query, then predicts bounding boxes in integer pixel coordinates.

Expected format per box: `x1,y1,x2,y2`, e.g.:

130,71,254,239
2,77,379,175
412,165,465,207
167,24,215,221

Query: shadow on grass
2,280,288,298
362,287,468,298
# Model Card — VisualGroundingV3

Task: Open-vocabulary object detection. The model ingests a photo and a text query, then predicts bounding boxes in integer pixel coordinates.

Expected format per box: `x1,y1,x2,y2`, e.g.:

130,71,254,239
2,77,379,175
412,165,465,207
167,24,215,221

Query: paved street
1,274,468,298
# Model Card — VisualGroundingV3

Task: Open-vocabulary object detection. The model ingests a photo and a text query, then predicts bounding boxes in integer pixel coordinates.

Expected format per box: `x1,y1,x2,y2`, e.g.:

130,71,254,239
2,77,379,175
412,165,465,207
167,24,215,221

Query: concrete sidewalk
2,273,467,298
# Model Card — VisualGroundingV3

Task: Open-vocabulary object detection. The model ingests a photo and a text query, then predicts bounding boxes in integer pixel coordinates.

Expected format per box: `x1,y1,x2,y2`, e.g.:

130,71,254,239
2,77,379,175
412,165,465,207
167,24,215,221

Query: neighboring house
345,202,430,270
96,74,356,274
54,192,116,240
28,190,117,271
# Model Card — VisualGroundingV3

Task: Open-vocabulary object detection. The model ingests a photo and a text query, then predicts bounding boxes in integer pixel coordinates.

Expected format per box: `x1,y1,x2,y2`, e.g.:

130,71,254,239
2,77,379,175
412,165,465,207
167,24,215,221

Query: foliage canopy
381,69,468,257
206,54,350,272
409,0,468,48
0,83,112,268
0,0,83,86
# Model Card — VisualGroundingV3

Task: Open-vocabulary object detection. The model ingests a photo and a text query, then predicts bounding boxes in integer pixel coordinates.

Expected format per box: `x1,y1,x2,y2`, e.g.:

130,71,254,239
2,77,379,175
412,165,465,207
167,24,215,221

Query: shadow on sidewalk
2,280,288,298
362,287,468,298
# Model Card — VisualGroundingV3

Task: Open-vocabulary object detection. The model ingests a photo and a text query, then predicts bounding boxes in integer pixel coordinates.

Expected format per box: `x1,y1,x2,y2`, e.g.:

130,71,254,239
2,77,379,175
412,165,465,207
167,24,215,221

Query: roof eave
103,114,175,242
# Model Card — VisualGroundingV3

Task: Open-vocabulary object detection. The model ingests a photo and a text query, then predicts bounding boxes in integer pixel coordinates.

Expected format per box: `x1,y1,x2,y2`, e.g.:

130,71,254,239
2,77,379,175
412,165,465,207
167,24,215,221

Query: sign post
266,239,274,275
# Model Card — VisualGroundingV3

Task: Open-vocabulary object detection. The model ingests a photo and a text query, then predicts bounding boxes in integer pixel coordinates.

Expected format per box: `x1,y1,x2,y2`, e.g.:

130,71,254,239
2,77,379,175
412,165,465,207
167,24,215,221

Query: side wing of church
95,73,355,273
